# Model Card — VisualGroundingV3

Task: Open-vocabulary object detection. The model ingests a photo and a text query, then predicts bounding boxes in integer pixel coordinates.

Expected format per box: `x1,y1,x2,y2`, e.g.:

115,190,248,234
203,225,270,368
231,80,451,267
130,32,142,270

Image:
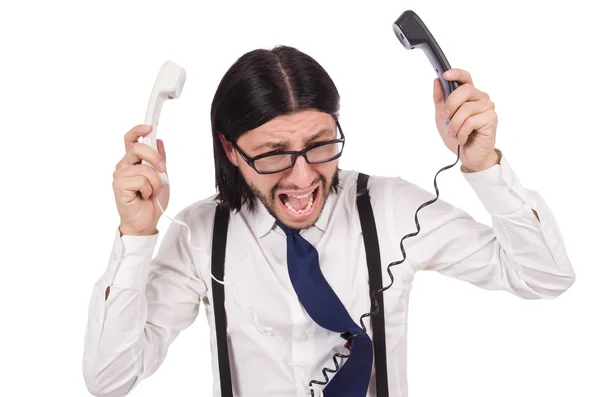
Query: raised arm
391,152,574,299
82,209,208,396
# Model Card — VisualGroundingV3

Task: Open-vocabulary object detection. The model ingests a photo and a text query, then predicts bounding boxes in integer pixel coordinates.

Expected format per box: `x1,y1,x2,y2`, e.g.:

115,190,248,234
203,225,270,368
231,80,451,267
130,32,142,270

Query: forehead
246,110,336,140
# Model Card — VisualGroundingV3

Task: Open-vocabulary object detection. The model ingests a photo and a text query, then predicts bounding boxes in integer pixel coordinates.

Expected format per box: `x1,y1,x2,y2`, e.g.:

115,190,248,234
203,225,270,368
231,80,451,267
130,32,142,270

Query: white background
1,0,598,396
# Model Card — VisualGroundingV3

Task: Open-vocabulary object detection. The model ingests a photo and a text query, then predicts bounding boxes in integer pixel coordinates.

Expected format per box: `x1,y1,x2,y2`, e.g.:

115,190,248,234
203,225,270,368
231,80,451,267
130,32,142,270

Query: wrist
462,149,501,173
119,225,158,237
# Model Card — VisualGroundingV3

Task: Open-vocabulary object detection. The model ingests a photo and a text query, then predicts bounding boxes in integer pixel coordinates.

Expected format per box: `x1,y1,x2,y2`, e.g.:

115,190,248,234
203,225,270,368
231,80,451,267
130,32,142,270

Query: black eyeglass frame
229,120,346,175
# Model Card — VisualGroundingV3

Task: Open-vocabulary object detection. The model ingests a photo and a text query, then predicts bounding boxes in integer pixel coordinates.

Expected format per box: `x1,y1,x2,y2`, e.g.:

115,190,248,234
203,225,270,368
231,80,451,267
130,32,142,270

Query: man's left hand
433,68,499,173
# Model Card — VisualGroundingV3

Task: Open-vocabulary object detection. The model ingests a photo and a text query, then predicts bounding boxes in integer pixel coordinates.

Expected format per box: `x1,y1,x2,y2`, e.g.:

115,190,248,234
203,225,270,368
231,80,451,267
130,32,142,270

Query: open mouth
278,186,320,219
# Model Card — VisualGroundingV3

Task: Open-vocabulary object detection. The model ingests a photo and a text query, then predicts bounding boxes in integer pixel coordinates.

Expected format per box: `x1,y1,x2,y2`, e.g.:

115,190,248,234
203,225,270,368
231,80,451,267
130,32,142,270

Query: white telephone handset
141,60,186,185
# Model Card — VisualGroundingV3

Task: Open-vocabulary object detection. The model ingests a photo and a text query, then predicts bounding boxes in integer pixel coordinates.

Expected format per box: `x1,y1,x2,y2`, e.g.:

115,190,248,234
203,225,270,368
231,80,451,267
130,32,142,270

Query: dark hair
210,45,341,212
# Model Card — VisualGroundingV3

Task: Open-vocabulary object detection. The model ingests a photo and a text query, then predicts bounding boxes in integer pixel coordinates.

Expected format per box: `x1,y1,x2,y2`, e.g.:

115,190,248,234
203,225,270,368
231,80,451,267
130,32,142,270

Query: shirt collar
252,198,277,238
313,189,335,232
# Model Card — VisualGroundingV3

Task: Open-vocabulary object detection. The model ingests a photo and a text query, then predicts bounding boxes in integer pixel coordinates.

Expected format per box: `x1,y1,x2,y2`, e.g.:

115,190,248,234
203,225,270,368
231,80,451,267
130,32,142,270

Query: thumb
157,138,167,167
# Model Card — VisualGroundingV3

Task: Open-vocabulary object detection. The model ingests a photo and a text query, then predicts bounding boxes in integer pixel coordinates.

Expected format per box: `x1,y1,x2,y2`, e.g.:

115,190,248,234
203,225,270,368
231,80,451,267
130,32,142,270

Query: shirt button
264,327,275,336
111,252,117,262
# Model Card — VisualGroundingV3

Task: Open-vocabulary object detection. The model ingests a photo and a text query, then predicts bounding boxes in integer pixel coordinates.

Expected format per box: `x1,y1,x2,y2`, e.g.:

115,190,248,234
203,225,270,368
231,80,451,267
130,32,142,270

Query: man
83,45,575,397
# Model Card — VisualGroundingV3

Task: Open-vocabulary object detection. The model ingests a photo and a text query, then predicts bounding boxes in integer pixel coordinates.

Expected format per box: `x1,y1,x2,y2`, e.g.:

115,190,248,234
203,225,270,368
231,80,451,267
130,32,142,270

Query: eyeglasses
230,120,346,174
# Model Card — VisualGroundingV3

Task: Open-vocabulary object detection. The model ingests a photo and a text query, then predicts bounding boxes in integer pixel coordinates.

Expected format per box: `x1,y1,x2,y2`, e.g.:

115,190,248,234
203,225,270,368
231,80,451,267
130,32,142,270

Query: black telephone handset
393,10,460,101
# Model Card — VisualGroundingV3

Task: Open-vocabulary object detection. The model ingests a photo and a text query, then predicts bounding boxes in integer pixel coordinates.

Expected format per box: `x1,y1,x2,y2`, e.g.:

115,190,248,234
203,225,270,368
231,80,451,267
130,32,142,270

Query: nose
285,155,315,189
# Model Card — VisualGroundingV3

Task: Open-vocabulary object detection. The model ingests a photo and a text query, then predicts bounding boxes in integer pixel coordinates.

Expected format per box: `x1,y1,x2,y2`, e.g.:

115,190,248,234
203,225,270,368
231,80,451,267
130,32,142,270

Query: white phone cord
155,195,324,397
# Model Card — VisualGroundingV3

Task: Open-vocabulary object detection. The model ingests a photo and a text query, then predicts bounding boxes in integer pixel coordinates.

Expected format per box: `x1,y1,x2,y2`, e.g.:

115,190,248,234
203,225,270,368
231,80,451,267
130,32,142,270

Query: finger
113,175,153,202
443,84,489,120
116,141,166,171
114,163,163,194
447,99,494,138
433,77,445,107
124,124,153,149
455,110,497,146
443,68,473,85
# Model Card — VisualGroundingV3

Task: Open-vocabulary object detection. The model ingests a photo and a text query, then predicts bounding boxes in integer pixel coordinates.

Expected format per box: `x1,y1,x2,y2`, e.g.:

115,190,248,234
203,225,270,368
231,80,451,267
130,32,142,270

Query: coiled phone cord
308,143,462,395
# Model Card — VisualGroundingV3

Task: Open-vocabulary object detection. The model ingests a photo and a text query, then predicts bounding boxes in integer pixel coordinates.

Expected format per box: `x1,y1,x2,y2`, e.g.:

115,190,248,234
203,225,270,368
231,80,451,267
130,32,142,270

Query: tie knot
276,220,298,236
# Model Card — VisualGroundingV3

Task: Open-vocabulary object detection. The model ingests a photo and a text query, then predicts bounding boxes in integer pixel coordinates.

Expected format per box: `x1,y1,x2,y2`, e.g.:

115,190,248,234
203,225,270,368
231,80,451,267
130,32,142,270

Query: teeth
284,191,314,215
287,189,315,199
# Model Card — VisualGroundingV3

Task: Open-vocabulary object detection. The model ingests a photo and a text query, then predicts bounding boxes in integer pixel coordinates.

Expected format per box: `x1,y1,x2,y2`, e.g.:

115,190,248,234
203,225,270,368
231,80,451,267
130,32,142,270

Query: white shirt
82,150,575,397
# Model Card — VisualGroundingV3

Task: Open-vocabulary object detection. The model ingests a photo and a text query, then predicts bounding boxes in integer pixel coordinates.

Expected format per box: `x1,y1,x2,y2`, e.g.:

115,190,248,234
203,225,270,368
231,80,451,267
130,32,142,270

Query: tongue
285,194,309,210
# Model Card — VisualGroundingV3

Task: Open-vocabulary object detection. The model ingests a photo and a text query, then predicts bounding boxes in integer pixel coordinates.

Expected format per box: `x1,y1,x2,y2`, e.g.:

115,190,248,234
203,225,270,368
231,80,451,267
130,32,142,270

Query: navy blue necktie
278,222,373,397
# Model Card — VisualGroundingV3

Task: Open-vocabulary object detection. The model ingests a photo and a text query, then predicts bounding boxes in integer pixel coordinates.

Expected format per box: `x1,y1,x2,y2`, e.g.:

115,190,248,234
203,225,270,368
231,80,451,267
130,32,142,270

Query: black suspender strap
356,172,389,397
211,204,233,397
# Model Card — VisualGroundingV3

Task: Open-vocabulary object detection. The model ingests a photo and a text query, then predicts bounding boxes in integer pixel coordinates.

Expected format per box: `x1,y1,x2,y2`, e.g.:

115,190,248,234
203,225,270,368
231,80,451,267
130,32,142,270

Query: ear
218,132,239,166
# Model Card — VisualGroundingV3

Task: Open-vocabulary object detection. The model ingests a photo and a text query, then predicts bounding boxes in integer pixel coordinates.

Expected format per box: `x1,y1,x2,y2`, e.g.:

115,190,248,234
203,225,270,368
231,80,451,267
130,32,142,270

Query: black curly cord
309,144,462,396
308,352,350,391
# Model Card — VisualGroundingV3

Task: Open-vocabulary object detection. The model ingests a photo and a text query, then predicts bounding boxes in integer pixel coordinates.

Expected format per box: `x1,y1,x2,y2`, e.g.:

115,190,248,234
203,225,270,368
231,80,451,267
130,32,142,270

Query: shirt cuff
105,227,160,289
462,149,536,215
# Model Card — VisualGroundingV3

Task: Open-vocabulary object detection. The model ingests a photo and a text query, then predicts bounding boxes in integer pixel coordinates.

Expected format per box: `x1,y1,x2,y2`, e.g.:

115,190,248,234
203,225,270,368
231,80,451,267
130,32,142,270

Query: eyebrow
252,128,334,152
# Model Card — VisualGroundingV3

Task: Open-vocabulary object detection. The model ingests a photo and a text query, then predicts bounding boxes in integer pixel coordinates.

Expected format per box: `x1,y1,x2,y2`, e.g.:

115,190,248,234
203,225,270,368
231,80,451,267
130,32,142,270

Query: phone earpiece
141,61,186,185
393,10,460,101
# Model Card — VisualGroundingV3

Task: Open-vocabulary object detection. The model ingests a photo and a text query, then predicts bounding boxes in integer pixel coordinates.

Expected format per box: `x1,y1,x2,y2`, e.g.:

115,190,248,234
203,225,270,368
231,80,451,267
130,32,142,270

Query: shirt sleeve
82,208,209,396
391,149,575,299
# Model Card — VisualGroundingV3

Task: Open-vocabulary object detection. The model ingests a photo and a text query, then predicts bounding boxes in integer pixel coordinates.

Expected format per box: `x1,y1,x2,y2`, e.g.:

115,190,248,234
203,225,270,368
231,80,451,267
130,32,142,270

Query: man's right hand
113,124,170,236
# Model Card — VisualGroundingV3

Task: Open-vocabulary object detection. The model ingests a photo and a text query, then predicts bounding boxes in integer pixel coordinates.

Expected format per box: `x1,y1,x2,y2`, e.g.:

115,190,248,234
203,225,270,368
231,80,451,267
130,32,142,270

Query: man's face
222,109,340,230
